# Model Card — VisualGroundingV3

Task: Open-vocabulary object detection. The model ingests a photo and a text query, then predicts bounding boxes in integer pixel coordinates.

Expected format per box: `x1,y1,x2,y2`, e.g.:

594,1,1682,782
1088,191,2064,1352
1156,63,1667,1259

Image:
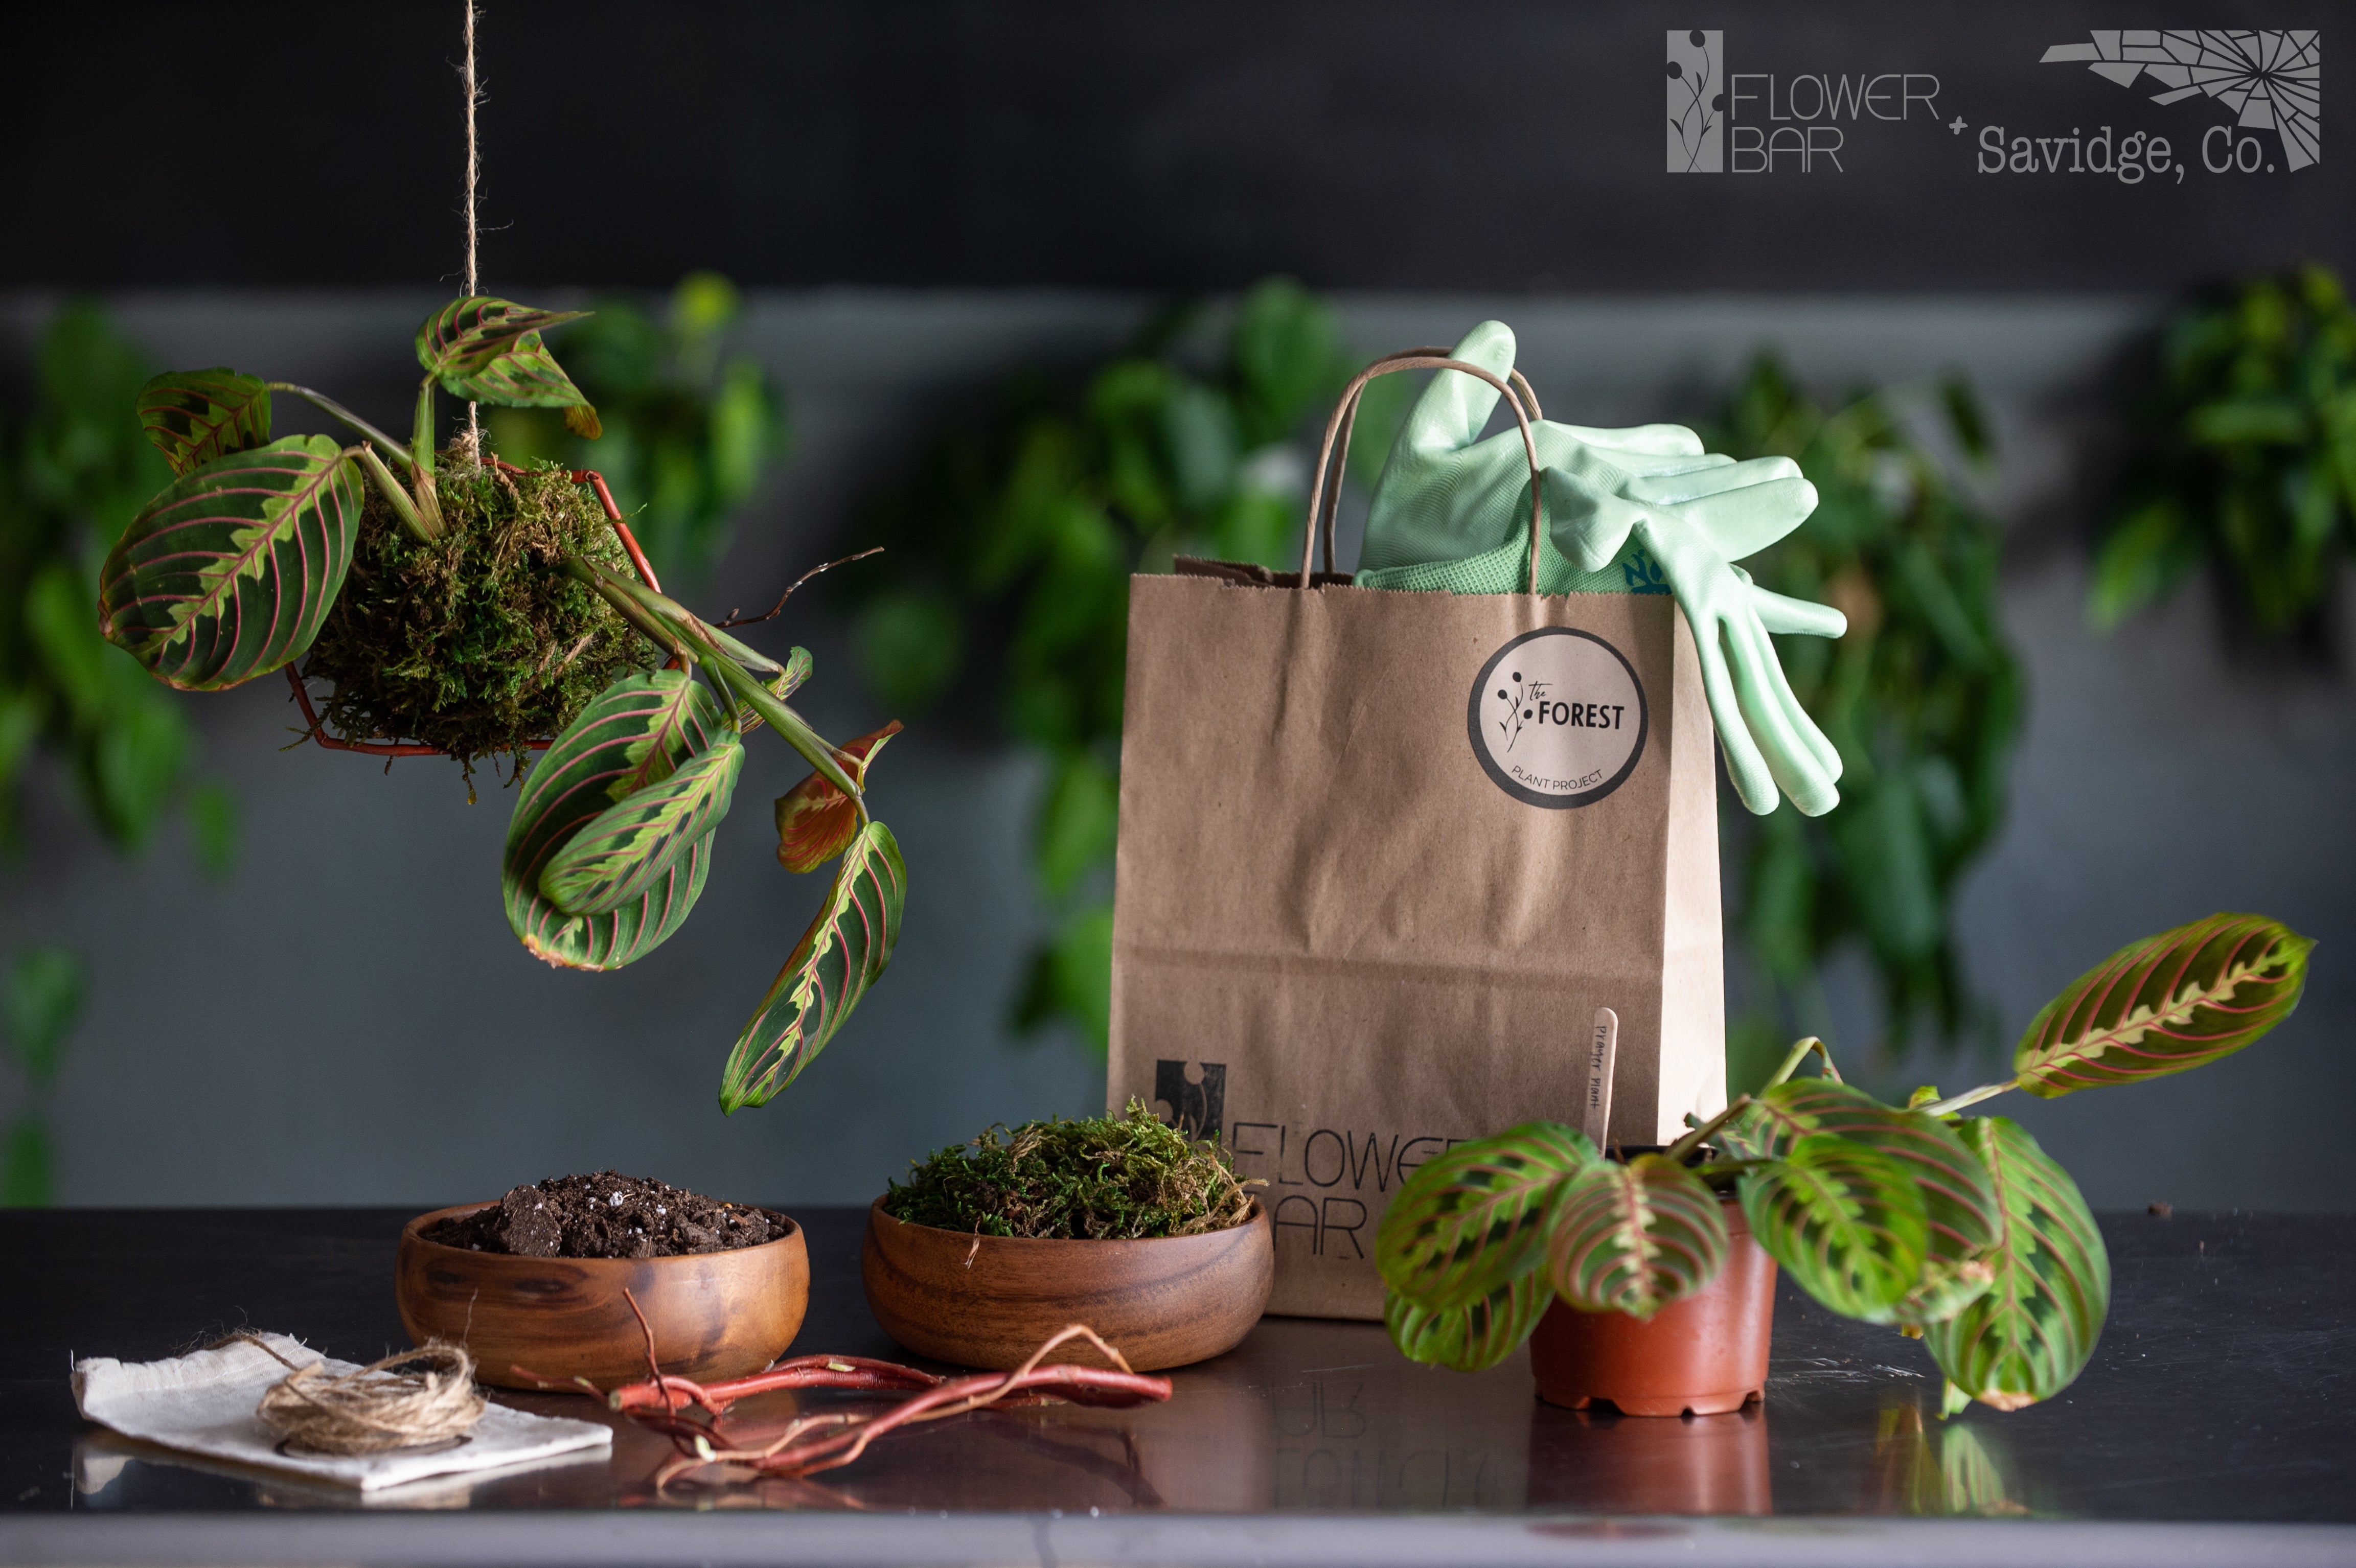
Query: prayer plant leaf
539,729,744,916
1719,1078,1997,1325
416,297,600,435
720,819,906,1112
1384,1271,1554,1373
1924,1116,2109,1411
773,720,904,873
1373,1122,1596,1312
1739,1133,1929,1323
504,671,730,970
2012,912,2312,1098
136,369,272,476
98,435,360,691
1545,1154,1727,1321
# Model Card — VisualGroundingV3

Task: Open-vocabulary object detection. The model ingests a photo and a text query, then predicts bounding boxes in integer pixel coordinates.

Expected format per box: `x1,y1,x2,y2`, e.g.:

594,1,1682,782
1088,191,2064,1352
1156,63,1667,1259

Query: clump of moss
884,1099,1260,1239
304,454,652,773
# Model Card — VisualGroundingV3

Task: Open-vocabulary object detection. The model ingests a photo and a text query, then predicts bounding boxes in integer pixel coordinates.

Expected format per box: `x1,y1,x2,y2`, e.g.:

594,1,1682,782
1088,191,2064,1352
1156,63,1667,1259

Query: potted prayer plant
861,1100,1274,1371
98,299,900,1108
1374,911,2312,1415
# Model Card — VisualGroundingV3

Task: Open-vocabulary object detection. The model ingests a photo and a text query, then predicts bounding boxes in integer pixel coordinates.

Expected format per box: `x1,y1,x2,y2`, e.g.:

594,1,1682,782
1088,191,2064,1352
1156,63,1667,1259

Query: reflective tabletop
4,1206,2351,1565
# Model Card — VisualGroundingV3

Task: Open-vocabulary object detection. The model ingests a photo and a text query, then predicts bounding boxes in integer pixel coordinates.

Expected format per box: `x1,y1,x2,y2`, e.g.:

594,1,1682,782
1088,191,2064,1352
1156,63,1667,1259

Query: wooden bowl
860,1197,1272,1372
396,1202,809,1391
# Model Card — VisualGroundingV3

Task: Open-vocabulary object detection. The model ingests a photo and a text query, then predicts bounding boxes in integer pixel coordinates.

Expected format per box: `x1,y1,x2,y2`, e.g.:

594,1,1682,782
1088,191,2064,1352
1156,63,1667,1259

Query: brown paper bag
1107,354,1725,1320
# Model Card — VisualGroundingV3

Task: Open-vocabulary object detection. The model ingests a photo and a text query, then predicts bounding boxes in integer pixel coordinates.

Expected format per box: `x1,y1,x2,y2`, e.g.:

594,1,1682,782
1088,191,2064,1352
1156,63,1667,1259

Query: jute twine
223,1333,487,1456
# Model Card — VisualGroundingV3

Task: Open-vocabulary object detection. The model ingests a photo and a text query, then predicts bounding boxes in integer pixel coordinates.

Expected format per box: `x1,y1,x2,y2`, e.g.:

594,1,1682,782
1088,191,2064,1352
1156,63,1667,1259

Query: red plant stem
608,1355,944,1414
569,469,662,595
284,666,466,756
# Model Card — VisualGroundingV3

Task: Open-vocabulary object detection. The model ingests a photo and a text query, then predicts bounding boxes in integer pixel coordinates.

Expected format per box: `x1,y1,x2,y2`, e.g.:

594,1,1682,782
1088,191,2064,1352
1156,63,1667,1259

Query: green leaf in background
503,671,729,970
719,819,907,1111
1384,1270,1554,1373
2,1115,55,1208
1924,1116,2109,1411
1707,357,2021,1073
186,781,239,881
2011,911,2312,1098
1739,1132,1929,1322
136,370,273,477
97,435,362,691
540,729,744,916
1545,1154,1728,1320
1035,750,1118,897
2093,264,2356,638
853,590,964,715
1012,904,1114,1058
3,946,84,1090
1375,1122,1594,1312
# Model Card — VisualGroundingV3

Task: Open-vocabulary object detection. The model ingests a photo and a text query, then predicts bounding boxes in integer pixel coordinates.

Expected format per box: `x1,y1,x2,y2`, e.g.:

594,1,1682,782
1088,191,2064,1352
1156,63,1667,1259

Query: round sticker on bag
1467,628,1648,809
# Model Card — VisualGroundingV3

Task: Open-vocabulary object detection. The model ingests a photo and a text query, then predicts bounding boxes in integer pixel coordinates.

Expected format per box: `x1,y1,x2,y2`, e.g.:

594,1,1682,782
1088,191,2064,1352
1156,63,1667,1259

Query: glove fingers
1724,612,1842,816
1735,606,1844,785
1552,421,1706,457
1400,321,1515,456
1625,455,1802,506
1749,585,1849,638
1692,614,1782,815
1541,470,1642,572
1653,476,1819,564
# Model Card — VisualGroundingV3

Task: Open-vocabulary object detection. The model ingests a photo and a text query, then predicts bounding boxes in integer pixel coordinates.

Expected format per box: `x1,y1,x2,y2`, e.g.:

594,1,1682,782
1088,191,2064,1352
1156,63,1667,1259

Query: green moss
884,1098,1258,1239
303,455,652,775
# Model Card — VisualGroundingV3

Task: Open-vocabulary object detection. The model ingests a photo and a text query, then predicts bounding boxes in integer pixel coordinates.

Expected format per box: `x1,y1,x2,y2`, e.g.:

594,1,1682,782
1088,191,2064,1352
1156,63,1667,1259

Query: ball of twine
227,1334,487,1456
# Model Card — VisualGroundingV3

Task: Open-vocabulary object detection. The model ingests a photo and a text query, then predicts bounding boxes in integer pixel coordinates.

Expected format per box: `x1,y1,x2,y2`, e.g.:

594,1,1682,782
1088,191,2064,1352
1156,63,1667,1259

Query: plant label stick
1581,1007,1619,1147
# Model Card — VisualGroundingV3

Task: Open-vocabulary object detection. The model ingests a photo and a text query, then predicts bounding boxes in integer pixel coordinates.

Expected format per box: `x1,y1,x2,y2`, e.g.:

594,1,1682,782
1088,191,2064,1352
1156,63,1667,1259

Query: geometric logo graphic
2041,30,2320,169
1467,627,1649,810
1152,1059,1225,1142
1668,29,1725,172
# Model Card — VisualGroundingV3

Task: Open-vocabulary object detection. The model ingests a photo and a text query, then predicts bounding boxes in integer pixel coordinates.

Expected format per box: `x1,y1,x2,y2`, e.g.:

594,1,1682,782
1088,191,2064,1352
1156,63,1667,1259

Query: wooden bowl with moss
860,1102,1273,1372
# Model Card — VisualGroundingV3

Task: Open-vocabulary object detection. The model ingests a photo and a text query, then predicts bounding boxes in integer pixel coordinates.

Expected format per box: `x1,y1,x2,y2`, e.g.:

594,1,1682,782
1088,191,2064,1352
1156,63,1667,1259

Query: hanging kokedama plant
96,301,904,1112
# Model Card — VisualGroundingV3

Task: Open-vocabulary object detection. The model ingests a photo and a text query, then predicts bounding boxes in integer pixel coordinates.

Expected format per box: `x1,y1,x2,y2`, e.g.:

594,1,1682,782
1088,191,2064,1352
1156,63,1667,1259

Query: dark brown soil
422,1170,776,1259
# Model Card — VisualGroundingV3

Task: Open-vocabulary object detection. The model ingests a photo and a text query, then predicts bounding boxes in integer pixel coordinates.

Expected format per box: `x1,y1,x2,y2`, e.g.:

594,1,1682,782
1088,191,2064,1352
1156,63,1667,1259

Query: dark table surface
3,1206,2352,1567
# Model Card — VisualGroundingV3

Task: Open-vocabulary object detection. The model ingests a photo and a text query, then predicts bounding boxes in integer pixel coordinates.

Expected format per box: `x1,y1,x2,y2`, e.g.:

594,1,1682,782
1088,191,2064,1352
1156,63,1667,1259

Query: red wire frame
287,461,666,758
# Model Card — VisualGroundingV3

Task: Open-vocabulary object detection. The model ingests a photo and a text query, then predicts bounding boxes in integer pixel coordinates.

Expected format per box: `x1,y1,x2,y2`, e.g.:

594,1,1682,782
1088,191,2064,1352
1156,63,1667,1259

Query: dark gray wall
6,288,2350,1213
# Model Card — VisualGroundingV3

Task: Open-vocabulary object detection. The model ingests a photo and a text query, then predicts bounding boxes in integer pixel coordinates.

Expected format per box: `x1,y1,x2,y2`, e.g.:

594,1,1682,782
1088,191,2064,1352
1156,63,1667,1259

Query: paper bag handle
1298,350,1548,593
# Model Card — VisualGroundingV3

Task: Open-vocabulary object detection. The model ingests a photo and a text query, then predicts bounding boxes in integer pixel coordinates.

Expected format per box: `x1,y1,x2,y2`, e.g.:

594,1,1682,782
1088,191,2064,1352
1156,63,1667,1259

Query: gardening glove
1358,321,1848,817
1359,320,1820,577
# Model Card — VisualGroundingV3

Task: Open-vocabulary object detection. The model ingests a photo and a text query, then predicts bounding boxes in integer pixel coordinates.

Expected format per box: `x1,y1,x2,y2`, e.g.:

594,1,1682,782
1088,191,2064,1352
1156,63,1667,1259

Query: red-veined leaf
136,369,271,475
2012,912,2312,1097
416,297,599,433
720,820,906,1111
1740,1133,1929,1322
98,435,360,691
1720,1078,1997,1325
1545,1155,1727,1321
773,721,902,872
1924,1117,2109,1411
1385,1271,1554,1373
503,671,730,970
540,729,744,916
1373,1122,1594,1311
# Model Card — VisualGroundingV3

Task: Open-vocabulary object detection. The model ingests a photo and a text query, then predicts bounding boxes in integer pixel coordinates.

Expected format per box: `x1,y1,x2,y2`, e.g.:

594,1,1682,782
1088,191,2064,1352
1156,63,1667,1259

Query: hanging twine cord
460,1,485,463
222,1333,487,1456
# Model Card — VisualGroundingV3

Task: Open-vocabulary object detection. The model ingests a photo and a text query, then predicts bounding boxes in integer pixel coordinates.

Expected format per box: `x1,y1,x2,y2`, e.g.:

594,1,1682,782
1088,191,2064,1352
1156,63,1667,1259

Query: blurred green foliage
1703,358,2022,1091
838,280,1355,1054
2091,263,2356,641
487,272,787,593
0,302,236,1204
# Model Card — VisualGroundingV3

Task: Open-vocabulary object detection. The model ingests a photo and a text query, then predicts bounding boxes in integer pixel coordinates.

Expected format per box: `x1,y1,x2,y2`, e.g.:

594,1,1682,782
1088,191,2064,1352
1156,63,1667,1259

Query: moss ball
303,454,653,772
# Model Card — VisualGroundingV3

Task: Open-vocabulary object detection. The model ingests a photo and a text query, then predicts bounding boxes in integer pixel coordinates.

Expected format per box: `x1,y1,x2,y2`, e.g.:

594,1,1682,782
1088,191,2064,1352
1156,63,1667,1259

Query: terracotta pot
395,1202,809,1391
1527,1198,1774,1416
860,1197,1273,1372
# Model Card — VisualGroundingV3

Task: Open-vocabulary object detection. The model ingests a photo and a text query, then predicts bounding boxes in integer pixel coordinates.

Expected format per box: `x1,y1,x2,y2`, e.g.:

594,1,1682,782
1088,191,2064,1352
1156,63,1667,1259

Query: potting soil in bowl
421,1170,776,1259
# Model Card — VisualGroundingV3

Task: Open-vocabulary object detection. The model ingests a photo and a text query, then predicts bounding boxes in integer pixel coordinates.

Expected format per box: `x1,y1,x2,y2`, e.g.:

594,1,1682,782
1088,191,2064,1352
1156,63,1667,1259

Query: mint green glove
1356,322,1848,817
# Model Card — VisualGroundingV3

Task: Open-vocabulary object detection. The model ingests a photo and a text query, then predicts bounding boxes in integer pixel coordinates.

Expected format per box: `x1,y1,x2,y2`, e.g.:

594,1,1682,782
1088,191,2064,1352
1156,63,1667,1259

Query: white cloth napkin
72,1333,611,1492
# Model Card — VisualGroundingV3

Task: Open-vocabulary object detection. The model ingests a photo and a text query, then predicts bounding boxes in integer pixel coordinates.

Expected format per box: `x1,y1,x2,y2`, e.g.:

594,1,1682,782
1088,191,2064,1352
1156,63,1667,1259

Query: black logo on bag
1468,628,1648,809
1153,1060,1226,1141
